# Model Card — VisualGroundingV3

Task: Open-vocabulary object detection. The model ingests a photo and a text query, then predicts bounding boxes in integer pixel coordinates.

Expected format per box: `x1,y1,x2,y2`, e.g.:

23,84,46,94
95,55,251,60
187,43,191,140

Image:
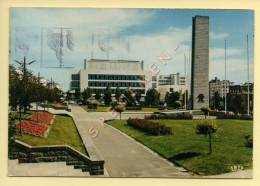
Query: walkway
69,104,191,177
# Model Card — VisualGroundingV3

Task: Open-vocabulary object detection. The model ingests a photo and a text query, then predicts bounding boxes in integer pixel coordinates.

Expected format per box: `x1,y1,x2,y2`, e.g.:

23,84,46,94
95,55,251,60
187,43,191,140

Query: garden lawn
81,105,159,112
106,119,253,175
12,111,86,155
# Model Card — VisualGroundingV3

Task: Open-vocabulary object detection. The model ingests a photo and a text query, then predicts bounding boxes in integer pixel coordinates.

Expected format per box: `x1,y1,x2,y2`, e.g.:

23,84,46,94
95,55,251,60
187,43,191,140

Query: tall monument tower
191,15,209,109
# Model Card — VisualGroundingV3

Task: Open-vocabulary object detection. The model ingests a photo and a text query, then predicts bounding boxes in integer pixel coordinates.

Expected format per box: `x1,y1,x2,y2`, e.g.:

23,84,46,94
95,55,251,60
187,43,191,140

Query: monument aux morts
190,15,209,110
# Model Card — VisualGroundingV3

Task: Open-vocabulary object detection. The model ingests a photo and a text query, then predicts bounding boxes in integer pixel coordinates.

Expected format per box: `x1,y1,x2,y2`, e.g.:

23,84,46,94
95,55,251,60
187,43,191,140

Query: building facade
152,73,190,100
209,77,234,107
69,59,152,99
191,15,209,110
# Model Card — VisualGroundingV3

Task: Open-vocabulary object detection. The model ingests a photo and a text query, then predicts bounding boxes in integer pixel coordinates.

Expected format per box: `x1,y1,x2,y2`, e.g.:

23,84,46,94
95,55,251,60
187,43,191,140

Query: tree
90,100,100,111
145,88,160,106
115,87,122,102
200,106,211,119
165,91,180,107
95,89,102,101
173,100,182,108
82,87,92,104
125,87,136,106
213,91,222,110
66,90,72,100
114,105,126,120
104,86,112,105
194,120,221,154
135,90,142,104
74,88,81,101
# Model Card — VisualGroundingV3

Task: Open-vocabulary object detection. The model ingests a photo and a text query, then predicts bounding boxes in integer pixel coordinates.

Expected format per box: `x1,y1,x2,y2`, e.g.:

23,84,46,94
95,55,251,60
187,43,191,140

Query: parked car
68,100,74,104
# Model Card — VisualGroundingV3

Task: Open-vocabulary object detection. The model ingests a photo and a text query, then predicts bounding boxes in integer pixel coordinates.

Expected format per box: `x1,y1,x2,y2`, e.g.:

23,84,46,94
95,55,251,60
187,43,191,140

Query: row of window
88,81,144,88
88,74,145,81
90,89,145,94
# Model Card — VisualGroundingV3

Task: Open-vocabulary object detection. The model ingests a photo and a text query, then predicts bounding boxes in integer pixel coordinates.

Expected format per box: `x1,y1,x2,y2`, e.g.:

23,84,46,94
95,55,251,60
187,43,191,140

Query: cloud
210,32,229,39
209,47,243,59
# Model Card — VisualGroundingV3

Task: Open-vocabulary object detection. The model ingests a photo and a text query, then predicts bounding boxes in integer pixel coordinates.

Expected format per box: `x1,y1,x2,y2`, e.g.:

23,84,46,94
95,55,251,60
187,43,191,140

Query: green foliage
85,99,92,105
165,91,180,107
104,86,112,105
194,120,221,154
94,89,102,101
125,87,136,106
107,119,252,175
82,87,92,103
173,100,182,108
74,88,81,100
135,90,142,103
145,88,160,106
195,120,220,136
201,106,211,119
115,87,122,102
114,104,126,120
115,104,126,112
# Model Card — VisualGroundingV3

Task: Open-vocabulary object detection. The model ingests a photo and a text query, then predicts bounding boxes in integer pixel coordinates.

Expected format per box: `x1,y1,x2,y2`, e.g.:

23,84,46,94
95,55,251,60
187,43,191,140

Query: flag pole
225,38,227,114
247,34,250,116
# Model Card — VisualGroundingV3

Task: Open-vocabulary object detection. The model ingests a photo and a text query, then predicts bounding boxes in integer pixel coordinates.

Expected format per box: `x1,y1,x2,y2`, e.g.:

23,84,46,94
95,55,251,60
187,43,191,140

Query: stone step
66,160,85,165
74,164,90,169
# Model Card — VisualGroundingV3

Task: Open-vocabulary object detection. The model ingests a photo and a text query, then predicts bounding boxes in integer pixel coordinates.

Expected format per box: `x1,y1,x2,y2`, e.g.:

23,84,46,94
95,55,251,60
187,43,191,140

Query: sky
9,8,254,91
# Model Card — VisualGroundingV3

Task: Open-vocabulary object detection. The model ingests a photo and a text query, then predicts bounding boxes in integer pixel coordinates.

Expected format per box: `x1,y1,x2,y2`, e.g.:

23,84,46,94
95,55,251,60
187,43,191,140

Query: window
72,74,80,80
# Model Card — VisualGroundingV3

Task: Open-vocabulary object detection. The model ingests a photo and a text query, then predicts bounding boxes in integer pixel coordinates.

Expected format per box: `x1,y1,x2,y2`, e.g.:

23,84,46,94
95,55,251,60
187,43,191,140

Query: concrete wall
191,16,209,109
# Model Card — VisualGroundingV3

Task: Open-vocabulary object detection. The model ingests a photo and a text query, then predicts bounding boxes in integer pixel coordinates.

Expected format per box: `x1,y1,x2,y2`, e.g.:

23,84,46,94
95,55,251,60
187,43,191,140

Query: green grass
11,111,86,155
106,119,253,175
81,105,159,112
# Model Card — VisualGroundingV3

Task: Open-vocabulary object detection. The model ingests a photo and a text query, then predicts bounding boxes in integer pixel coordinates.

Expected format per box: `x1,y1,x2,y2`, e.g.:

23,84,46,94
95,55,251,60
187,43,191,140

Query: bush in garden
126,107,142,110
158,106,173,110
127,118,173,136
144,114,193,120
114,105,126,120
194,120,221,154
173,100,182,109
86,99,92,105
245,134,253,148
216,113,253,120
200,106,211,119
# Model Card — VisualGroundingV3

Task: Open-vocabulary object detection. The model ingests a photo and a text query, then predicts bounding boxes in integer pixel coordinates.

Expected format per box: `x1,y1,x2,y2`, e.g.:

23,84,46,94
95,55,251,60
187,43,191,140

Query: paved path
69,104,191,178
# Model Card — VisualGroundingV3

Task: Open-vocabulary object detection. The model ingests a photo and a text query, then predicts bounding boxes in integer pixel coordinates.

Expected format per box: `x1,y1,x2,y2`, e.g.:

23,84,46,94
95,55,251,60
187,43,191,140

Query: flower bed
158,106,173,110
216,113,253,120
52,103,61,108
30,114,52,124
144,114,193,120
126,107,142,110
126,118,173,135
15,120,48,137
38,111,54,118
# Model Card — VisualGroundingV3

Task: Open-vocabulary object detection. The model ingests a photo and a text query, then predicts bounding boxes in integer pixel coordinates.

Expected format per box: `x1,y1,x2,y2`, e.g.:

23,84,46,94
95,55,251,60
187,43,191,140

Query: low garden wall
9,140,104,175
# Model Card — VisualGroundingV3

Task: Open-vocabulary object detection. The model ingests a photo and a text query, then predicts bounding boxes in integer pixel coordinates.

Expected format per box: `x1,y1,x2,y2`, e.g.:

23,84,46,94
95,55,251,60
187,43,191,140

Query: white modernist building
152,73,190,100
69,59,152,99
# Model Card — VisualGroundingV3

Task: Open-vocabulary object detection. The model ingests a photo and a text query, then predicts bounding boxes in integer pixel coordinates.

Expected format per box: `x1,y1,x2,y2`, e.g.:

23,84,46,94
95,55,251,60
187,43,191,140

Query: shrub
127,118,173,136
85,99,92,105
194,120,221,154
114,105,126,120
245,134,253,148
173,100,182,108
216,113,253,120
158,106,173,110
144,114,193,120
126,107,142,110
200,106,211,119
